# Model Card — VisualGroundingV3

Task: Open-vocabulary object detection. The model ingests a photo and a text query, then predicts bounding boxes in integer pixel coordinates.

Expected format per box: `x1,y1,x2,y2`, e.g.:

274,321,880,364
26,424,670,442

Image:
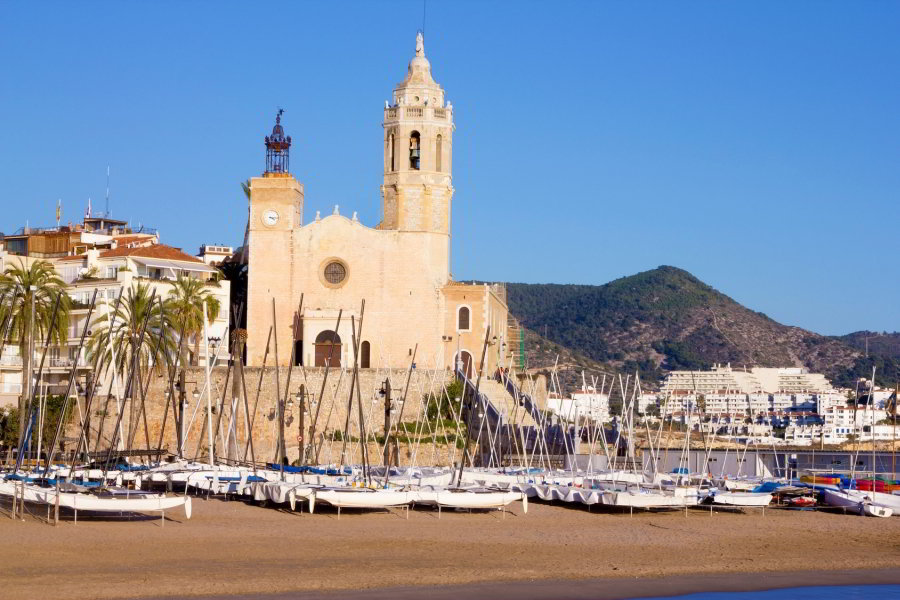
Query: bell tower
247,110,304,366
380,32,454,234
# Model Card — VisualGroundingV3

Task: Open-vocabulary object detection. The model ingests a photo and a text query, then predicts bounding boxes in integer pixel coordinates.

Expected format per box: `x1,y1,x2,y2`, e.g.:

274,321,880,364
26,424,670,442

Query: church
245,33,513,376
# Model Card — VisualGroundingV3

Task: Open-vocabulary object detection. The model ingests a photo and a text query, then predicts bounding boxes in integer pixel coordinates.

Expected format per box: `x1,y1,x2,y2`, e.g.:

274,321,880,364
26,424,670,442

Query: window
106,266,118,279
409,131,420,170
324,261,346,285
457,306,470,331
389,133,395,171
5,239,26,255
360,341,370,368
436,134,442,172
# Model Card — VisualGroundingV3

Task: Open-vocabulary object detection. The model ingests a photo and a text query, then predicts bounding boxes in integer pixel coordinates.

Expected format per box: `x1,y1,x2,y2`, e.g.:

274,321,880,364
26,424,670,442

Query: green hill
506,266,897,388
838,331,900,361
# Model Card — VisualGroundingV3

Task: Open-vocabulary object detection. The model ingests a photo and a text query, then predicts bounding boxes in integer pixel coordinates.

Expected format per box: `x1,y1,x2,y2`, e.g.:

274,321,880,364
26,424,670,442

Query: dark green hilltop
505,266,900,389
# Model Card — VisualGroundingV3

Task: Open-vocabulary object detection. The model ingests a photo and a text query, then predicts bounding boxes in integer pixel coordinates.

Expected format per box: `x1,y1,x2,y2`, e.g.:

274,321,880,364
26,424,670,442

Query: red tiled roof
112,234,155,246
99,244,203,263
57,255,87,262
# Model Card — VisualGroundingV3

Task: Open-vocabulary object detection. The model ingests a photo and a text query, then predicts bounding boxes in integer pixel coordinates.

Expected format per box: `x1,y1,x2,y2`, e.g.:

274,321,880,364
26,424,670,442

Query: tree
0,259,70,441
166,274,221,366
87,283,174,383
1,407,19,448
237,179,251,265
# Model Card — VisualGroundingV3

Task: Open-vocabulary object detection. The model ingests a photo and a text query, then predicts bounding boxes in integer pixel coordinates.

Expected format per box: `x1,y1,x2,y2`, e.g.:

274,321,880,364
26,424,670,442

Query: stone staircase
478,379,537,428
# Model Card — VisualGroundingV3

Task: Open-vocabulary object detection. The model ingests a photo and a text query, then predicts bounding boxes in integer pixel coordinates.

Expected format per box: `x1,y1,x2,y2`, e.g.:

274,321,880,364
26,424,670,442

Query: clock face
263,209,279,227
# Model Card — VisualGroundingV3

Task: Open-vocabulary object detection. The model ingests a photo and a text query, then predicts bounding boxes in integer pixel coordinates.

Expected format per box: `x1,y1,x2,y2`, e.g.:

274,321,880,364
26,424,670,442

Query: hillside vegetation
838,331,900,361
506,266,898,388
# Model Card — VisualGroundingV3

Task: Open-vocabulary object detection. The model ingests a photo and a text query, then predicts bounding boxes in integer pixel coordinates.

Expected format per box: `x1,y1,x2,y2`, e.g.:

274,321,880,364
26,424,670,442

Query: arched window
389,133,395,172
457,306,470,331
360,341,370,368
436,134,442,172
409,131,420,170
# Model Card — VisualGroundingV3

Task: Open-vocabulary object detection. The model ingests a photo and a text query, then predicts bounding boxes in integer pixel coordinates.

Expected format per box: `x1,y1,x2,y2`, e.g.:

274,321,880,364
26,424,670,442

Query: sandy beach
0,498,898,600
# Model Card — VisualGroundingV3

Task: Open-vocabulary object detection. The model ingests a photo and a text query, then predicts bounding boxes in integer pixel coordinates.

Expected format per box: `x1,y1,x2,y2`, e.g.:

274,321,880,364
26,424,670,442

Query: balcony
0,356,23,367
47,358,90,369
384,106,449,121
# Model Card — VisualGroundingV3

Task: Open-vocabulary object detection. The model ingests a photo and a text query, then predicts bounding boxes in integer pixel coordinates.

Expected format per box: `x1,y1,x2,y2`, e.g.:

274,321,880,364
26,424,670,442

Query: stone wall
82,366,459,467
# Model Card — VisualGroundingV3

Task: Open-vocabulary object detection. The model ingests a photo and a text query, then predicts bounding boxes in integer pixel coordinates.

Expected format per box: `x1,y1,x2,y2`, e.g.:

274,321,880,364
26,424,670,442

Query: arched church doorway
314,330,342,367
455,350,474,379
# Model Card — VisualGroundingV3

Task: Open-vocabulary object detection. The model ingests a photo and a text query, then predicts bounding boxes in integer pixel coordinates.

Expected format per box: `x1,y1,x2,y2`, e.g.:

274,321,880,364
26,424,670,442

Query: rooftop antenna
105,165,110,217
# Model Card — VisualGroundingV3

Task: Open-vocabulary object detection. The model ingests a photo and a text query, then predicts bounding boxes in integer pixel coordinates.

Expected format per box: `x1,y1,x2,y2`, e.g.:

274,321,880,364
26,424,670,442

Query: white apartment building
0,233,230,408
547,387,610,423
654,391,841,418
821,405,891,441
197,244,234,266
637,393,659,415
661,364,835,396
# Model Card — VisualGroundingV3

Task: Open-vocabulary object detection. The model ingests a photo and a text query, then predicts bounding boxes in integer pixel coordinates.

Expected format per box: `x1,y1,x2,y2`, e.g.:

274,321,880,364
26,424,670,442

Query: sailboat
0,479,192,519
821,488,893,517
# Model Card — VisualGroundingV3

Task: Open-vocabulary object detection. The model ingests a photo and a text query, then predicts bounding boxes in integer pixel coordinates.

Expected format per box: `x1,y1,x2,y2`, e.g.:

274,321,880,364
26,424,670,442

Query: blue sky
1,2,897,335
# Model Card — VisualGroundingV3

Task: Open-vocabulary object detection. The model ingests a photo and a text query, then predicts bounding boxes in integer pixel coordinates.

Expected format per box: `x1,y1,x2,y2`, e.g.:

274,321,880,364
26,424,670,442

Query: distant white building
637,393,659,415
661,363,835,395
652,390,842,419
197,244,234,265
547,387,610,423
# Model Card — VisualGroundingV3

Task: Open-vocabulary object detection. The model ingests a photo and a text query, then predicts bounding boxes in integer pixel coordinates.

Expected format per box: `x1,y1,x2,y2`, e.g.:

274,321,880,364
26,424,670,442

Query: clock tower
246,110,304,365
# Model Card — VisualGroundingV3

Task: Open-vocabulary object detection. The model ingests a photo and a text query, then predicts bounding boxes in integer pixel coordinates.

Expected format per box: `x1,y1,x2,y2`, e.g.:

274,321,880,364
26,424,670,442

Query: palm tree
87,283,174,386
0,259,70,438
166,274,221,366
238,179,251,264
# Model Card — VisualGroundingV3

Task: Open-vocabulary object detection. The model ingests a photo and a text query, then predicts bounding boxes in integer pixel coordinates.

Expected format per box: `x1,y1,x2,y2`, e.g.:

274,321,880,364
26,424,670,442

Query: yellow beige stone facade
246,34,510,373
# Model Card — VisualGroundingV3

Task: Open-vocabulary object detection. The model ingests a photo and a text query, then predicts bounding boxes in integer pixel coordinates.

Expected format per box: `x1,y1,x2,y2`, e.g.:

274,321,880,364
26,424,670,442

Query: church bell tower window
410,131,421,170
436,134,442,172
389,133,395,171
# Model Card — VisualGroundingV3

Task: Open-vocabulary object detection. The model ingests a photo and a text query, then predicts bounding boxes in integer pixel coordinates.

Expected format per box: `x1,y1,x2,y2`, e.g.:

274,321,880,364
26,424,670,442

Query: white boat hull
605,489,693,508
821,489,894,517
711,492,773,507
314,488,412,510
417,489,526,511
0,481,192,518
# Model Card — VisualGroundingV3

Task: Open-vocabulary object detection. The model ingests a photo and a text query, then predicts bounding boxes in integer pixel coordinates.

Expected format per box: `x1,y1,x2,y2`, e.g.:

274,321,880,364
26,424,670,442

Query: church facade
245,34,512,375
